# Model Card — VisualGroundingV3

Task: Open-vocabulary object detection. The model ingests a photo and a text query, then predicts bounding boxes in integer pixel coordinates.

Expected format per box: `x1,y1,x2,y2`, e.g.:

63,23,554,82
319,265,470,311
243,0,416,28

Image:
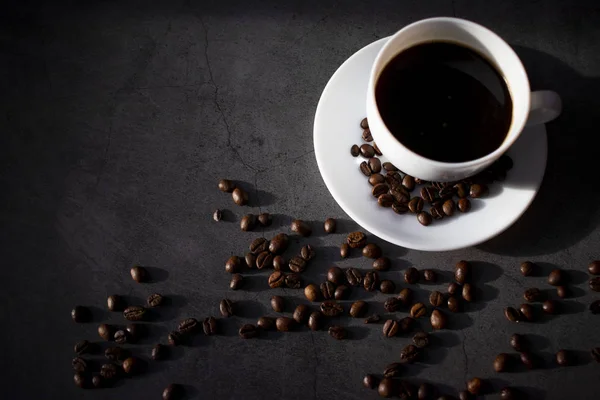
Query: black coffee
376,41,512,162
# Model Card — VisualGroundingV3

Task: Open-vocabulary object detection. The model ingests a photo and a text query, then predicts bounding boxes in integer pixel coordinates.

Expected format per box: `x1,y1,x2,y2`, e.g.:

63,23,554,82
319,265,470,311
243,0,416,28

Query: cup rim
369,17,531,169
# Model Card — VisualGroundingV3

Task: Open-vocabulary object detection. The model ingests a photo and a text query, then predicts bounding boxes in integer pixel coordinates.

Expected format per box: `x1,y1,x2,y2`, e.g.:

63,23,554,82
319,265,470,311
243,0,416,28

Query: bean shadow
121,295,146,310
87,305,109,323
475,47,600,258
448,311,473,330
218,316,244,337
523,333,552,352
346,326,370,340
180,384,199,399
236,299,268,319
142,266,169,283
233,180,277,208
513,386,547,400
241,274,270,292
217,208,237,223
485,377,511,395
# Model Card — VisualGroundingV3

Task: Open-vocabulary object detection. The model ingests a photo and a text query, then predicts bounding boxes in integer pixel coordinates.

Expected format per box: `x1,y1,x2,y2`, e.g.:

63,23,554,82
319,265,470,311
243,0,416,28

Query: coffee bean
542,299,556,314
524,287,545,302
466,378,482,395
418,383,435,400
380,162,396,172
412,331,430,348
590,300,600,314
163,383,184,400
455,260,470,284
219,299,234,317
347,231,367,248
372,183,389,197
398,288,413,306
300,245,316,261
249,237,268,254
285,273,302,289
457,198,471,212
349,300,367,318
363,374,377,389
271,295,284,312
328,326,347,340
272,255,285,271
447,282,460,296
494,353,510,372
510,334,526,351
384,297,402,312
92,375,103,388
240,214,256,231
351,144,360,157
130,266,148,283
360,161,371,176
446,296,459,312
430,204,444,220
319,217,336,234
380,280,395,294
383,362,403,378
127,323,145,343
462,283,474,302
268,271,285,288
308,311,323,331
519,303,534,321
439,183,455,197
452,182,467,198
378,193,394,207
107,295,124,312
360,144,375,158
420,186,437,202
556,349,570,366
287,256,306,273
548,268,563,286
410,303,427,318
520,261,534,276
334,285,350,300
400,344,420,363
232,187,248,206
591,348,600,363
556,286,569,298
73,372,86,388
255,213,271,227
147,293,163,308
257,251,275,270
520,352,536,369
373,257,391,271
292,305,309,324
114,330,127,344
345,267,363,286
442,199,455,216
408,197,424,213
152,344,166,360
362,243,381,259
257,316,276,331
504,307,521,322
369,173,385,186
202,317,218,335
364,271,379,291
383,319,399,338
364,314,381,324
404,267,419,284
320,301,343,317
276,317,295,332
74,340,94,355
218,179,235,193
245,253,257,269
430,309,446,330
168,331,185,346
378,377,397,398
362,128,373,142
225,256,242,273
374,142,383,155
291,219,312,237
391,193,410,209
429,291,444,307
304,284,320,302
98,324,113,341
423,269,437,282
239,324,259,339
179,318,199,334
100,363,119,379
399,317,415,334
320,281,336,299
590,277,600,291
72,357,87,373
230,273,243,290
105,346,127,362
337,244,349,261
400,174,414,191
500,387,518,400
325,266,343,285
71,306,91,323
469,183,488,198
369,157,382,173
269,233,289,254
417,211,432,226
589,261,600,275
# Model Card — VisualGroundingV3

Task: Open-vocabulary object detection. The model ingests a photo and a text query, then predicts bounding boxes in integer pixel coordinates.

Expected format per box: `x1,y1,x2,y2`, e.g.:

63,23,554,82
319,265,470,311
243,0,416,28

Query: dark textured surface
1,0,600,399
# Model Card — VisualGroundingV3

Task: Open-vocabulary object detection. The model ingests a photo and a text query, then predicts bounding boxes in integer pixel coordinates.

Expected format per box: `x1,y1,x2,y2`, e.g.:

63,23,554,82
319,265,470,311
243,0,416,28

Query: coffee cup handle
526,90,562,126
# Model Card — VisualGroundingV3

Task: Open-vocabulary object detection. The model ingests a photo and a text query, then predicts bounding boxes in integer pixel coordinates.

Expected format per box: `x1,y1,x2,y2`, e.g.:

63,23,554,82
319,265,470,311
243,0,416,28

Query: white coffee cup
366,17,561,182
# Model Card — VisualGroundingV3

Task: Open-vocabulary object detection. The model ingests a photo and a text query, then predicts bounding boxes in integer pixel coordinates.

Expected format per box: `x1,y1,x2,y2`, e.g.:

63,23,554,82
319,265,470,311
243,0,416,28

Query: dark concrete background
1,0,600,398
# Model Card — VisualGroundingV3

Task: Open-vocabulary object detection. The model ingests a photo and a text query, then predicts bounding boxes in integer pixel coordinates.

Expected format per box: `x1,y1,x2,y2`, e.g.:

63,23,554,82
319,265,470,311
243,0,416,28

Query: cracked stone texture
1,0,600,399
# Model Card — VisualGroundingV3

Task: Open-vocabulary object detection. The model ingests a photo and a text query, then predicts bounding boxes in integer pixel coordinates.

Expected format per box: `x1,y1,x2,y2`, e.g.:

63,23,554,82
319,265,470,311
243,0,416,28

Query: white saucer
313,38,547,252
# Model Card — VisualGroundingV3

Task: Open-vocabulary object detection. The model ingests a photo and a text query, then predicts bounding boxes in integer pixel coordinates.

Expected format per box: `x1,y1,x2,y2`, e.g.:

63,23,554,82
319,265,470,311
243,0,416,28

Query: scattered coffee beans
364,271,379,291
340,243,350,258
74,340,94,355
510,334,526,351
380,280,395,294
398,288,413,305
410,303,427,318
542,299,556,314
123,306,146,321
130,266,148,282
351,144,360,157
373,257,391,271
257,316,276,331
300,245,315,261
458,198,471,212
364,314,381,324
548,268,563,286
520,351,536,369
250,237,268,254
92,375,103,388
494,353,510,372
152,344,166,360
418,383,435,400
231,187,248,206
349,300,367,318
213,209,222,222
71,306,91,323
400,344,420,363
230,273,243,290
272,255,285,271
347,231,367,248
179,318,199,334
519,303,534,321
147,293,164,308
202,317,218,335
101,363,119,379
556,285,569,298
105,346,126,361
556,349,570,366
239,324,259,339
588,261,600,275
219,299,234,317
107,295,124,312
383,362,403,378
271,296,284,312
218,179,235,193
429,291,444,307
72,357,87,372
404,267,419,284
258,213,272,226
462,283,474,302
345,268,363,286
524,287,544,302
304,284,320,302
114,330,127,344
455,260,470,284
320,281,336,299
292,304,309,324
378,377,396,398
590,277,600,292
163,383,184,400
328,326,347,340
334,285,350,300
285,273,302,289
225,256,242,273
417,211,432,226
257,251,275,269
362,243,382,259
430,309,446,330
288,256,306,273
500,387,518,400
269,233,289,254
308,311,323,331
291,219,312,236
363,374,377,389
383,319,399,338
520,261,535,276
504,307,521,322
268,271,285,288
98,324,113,341
413,331,430,348
327,266,345,285
321,301,344,317
74,373,85,388
466,377,482,395
423,269,437,282
384,297,402,312
448,296,460,313
168,331,184,346
276,317,295,332
448,282,460,295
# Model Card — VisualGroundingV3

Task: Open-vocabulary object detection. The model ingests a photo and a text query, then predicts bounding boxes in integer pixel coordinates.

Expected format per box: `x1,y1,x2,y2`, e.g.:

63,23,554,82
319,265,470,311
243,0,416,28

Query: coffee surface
375,41,512,162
